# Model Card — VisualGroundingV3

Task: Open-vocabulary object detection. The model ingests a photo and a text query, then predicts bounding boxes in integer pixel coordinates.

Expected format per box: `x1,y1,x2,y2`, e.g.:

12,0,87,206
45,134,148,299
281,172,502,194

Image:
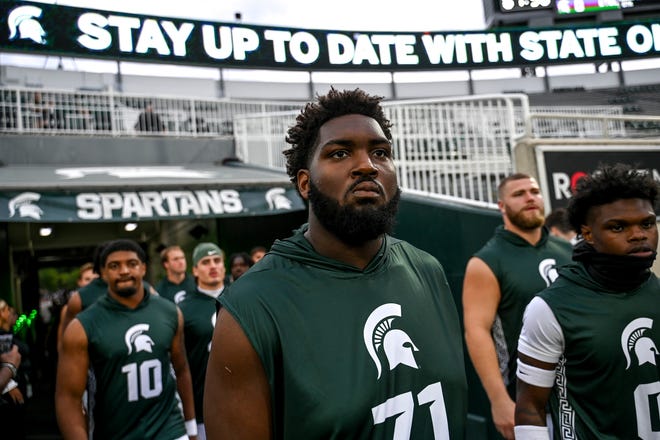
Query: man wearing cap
178,243,226,440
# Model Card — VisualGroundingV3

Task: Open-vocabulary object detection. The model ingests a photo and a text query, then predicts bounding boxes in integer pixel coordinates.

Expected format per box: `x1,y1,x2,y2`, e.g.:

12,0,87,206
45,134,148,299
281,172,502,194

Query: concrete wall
0,134,234,166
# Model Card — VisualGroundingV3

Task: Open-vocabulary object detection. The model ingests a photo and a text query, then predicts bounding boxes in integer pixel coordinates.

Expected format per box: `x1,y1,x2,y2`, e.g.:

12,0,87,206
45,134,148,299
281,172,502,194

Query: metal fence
235,94,529,208
5,86,659,208
0,87,301,137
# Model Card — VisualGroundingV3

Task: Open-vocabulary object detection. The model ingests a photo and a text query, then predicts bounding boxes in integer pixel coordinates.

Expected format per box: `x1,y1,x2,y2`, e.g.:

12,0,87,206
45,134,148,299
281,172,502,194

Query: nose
629,224,648,241
351,149,377,177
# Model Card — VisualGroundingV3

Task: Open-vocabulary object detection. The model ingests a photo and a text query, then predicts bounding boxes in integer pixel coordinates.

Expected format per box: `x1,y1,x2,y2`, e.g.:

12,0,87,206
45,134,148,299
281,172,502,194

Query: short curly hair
567,163,659,231
283,88,392,187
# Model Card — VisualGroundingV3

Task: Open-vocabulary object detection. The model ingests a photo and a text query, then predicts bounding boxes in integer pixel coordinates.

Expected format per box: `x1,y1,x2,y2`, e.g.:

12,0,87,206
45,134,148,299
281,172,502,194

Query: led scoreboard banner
499,0,554,12
557,0,660,14
498,0,660,13
3,0,660,71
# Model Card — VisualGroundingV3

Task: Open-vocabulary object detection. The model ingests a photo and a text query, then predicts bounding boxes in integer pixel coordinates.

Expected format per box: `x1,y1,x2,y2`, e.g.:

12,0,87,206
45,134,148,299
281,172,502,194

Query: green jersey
178,288,219,423
539,263,660,439
474,225,572,394
155,273,196,303
77,291,186,440
220,225,467,440
79,278,108,310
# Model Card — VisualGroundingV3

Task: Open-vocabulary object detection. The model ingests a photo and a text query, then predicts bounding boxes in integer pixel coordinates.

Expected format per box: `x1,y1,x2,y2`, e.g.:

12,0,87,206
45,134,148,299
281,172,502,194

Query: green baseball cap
192,242,223,266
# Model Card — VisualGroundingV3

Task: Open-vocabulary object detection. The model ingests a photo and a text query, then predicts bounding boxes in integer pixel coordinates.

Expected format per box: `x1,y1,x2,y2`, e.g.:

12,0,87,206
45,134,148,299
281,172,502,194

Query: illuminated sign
556,0,644,14
499,0,554,13
1,1,660,70
535,145,660,211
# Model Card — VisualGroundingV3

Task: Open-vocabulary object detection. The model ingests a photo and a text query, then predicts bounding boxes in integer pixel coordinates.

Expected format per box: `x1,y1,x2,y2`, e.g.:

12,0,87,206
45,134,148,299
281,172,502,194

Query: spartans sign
0,187,305,222
2,1,660,71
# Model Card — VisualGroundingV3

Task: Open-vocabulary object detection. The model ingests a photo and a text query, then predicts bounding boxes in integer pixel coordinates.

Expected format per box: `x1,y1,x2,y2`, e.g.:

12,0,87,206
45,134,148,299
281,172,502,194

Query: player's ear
580,225,592,243
297,169,310,200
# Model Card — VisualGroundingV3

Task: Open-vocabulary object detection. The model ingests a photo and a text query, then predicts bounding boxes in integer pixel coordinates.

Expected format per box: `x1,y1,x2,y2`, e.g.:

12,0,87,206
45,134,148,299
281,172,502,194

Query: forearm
0,366,13,391
56,395,88,440
466,329,510,404
175,368,196,423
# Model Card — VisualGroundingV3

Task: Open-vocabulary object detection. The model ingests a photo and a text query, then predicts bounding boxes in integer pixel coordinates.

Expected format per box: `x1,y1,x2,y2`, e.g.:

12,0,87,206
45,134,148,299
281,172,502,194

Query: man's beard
308,179,401,246
505,204,544,230
114,280,138,297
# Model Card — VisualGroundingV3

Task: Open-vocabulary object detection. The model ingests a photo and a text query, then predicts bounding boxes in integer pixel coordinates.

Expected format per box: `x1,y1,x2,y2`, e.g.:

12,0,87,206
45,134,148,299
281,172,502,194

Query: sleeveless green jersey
474,225,572,394
220,226,467,439
79,278,108,310
155,273,196,303
540,263,660,439
178,288,217,423
77,291,186,440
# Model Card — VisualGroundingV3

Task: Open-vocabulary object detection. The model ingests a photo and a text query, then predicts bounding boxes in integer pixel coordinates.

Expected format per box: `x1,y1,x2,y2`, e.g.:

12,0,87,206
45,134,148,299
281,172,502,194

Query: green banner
0,187,305,222
2,1,660,70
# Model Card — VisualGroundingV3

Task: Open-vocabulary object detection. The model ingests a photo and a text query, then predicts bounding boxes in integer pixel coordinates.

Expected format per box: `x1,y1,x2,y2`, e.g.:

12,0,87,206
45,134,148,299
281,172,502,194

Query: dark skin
56,250,197,439
515,198,658,428
204,114,398,439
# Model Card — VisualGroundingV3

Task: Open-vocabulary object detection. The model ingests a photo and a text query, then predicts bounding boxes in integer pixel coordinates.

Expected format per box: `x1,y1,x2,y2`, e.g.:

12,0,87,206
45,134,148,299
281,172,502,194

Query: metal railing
527,112,660,138
0,87,302,137
235,94,530,208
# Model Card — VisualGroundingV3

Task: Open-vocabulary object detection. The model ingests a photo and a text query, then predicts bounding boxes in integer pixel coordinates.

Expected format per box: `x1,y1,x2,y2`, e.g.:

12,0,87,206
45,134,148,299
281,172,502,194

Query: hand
7,387,24,405
0,345,21,369
491,395,515,440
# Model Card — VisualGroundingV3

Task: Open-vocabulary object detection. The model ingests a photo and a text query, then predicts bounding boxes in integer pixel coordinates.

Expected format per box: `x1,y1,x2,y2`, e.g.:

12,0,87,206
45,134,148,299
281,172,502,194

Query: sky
28,0,487,32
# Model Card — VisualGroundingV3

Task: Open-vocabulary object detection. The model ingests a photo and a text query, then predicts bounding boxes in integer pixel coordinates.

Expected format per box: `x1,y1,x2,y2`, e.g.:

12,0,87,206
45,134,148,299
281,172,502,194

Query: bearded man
203,88,468,439
462,173,573,440
56,239,197,440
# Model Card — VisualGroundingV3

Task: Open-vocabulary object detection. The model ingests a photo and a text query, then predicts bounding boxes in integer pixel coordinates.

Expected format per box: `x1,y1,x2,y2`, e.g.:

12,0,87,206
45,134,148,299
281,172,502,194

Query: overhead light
124,223,138,232
39,227,52,237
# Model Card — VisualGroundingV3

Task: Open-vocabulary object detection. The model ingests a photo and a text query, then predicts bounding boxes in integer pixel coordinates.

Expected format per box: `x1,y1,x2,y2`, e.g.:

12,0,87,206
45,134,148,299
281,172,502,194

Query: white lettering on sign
264,30,320,64
76,190,243,220
519,28,621,62
421,32,512,65
326,33,418,66
77,12,194,56
202,25,259,60
65,8,660,68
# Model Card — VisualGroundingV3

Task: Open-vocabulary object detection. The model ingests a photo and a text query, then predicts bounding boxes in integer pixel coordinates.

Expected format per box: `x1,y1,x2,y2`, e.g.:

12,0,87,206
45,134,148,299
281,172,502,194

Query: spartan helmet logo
621,317,659,370
265,187,293,210
173,290,187,304
363,303,420,380
8,6,48,45
125,323,155,355
538,258,559,287
8,192,44,220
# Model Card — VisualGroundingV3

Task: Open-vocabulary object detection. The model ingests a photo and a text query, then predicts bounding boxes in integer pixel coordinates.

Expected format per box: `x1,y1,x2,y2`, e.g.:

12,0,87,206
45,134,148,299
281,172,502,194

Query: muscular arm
58,292,82,352
515,353,555,427
55,319,89,440
170,308,196,428
462,257,514,440
204,308,271,440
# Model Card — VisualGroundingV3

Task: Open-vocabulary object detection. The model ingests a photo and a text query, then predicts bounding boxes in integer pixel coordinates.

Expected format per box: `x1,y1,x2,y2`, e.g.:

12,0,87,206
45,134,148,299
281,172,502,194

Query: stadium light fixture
124,222,138,232
39,226,53,237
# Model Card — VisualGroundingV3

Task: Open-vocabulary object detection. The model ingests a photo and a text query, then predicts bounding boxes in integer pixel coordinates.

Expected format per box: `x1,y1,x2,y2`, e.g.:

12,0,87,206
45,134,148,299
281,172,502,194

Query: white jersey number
371,381,449,440
121,359,163,402
634,381,660,440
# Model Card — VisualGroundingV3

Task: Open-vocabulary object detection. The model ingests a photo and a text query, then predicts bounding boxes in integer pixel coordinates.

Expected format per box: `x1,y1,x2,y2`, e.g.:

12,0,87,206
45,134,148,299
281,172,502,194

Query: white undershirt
517,297,565,364
197,285,224,299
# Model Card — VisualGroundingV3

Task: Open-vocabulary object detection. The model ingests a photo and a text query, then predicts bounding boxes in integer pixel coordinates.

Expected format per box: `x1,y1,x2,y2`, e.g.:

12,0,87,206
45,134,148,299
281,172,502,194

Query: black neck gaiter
572,240,656,292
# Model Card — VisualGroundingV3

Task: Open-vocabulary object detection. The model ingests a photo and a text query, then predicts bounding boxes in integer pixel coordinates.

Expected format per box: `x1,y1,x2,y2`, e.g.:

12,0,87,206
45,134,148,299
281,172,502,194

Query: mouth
350,180,383,198
628,246,655,257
